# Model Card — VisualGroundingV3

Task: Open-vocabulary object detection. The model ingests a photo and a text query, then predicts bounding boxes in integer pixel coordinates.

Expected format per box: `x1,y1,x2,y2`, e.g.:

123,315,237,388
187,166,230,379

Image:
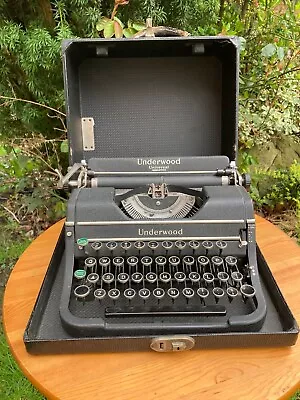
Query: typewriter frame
24,36,299,353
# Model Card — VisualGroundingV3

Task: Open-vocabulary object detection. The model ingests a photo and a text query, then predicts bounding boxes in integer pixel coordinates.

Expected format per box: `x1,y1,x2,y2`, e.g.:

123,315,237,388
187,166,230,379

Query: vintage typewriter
24,36,298,353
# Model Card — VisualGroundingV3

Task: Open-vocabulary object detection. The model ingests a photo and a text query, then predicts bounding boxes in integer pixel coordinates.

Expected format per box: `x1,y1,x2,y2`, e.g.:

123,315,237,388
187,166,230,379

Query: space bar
105,305,226,317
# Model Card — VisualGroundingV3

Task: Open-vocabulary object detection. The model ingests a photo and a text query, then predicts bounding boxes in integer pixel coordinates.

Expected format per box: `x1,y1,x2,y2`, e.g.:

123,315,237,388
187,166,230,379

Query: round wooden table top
3,216,300,400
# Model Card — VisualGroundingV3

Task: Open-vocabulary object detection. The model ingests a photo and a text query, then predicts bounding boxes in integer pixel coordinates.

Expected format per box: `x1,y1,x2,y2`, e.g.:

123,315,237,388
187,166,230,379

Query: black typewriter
24,36,298,353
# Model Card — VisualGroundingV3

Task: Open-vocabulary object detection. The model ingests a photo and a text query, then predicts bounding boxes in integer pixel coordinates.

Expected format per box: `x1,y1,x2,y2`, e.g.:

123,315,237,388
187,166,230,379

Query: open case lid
62,36,239,166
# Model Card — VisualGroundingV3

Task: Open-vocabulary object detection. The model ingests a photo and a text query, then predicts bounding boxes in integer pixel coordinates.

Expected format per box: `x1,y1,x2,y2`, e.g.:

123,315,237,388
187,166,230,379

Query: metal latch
150,336,195,352
81,117,95,151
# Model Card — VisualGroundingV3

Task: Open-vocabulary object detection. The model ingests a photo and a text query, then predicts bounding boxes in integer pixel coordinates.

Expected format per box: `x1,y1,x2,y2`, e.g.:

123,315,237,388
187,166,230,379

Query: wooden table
3,216,300,400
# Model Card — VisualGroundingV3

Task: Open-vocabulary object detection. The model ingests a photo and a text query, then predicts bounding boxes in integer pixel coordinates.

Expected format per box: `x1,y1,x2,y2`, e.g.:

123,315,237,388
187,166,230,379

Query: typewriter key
197,287,209,299
197,256,209,266
74,269,86,280
231,271,243,283
77,237,88,248
99,257,110,268
174,271,186,282
189,272,201,283
182,287,195,298
153,287,165,299
216,241,227,250
113,257,124,268
127,256,139,267
87,273,99,285
141,256,152,267
74,284,90,299
213,287,225,299
91,242,102,251
106,241,118,251
131,272,143,283
124,288,136,300
162,241,173,250
94,288,106,300
108,288,121,300
217,271,229,283
121,241,132,251
139,288,151,300
146,272,157,283
211,256,223,267
102,272,114,284
203,272,214,284
85,257,97,270
202,240,213,250
167,287,180,299
134,241,145,250
225,256,238,266
148,241,159,250
155,256,167,267
175,240,186,250
189,240,200,250
117,272,129,284
159,272,171,283
227,286,239,301
240,284,256,298
183,255,195,267
169,256,180,267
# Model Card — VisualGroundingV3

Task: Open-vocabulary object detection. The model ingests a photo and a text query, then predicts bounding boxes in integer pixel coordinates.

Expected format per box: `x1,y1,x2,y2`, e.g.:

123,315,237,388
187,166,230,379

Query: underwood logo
138,228,183,236
137,158,181,167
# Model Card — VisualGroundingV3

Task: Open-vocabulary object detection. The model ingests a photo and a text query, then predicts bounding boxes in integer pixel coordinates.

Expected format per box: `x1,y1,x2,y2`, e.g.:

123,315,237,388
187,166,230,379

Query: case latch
150,336,195,352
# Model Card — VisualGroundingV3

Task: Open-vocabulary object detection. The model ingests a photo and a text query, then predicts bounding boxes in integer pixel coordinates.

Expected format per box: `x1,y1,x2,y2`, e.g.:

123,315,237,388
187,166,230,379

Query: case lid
62,36,239,166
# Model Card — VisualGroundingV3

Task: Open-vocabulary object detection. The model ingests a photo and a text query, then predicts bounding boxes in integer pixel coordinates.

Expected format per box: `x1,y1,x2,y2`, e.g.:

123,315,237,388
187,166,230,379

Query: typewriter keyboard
69,240,258,320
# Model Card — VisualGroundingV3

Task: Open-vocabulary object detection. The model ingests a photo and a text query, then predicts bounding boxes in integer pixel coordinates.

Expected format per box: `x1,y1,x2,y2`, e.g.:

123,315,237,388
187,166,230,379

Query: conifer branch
0,95,66,117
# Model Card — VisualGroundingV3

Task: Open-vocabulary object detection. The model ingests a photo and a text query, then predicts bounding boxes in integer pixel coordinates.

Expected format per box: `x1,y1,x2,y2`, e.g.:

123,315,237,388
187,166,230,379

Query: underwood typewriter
24,36,298,353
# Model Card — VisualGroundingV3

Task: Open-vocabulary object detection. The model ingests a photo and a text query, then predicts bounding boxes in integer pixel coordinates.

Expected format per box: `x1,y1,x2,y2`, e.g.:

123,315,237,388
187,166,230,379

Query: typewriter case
24,36,299,353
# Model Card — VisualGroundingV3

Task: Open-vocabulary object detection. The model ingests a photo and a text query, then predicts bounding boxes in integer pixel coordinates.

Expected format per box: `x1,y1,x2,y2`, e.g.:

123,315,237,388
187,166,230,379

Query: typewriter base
23,228,298,354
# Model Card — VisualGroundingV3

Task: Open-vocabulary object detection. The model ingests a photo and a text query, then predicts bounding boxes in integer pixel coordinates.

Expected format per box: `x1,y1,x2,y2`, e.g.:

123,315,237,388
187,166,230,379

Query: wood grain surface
3,216,300,400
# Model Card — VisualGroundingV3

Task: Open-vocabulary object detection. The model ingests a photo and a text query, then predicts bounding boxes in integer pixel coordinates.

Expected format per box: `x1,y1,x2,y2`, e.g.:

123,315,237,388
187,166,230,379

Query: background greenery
0,0,299,398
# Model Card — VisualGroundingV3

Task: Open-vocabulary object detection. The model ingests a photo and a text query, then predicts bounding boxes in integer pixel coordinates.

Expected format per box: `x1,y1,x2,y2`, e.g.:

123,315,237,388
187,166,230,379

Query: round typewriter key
131,272,143,283
202,240,213,250
134,241,145,250
99,257,110,268
203,272,214,283
74,284,90,299
197,287,209,298
189,240,200,250
225,256,238,266
211,256,223,266
139,288,151,299
85,257,97,269
127,256,138,267
183,255,195,266
217,271,229,282
121,241,132,250
240,284,256,298
174,271,186,282
108,288,120,300
213,287,225,298
87,273,99,285
198,256,209,266
159,272,171,283
124,288,136,300
175,240,186,250
231,271,243,283
141,256,152,267
153,287,165,299
146,272,157,283
182,287,194,298
117,272,129,284
77,237,88,247
148,241,159,250
94,288,106,300
91,241,102,251
189,272,201,282
74,269,86,280
155,256,167,266
162,241,173,250
227,286,239,299
169,256,180,267
167,287,180,299
113,256,124,268
102,272,114,284
106,241,118,251
216,240,227,250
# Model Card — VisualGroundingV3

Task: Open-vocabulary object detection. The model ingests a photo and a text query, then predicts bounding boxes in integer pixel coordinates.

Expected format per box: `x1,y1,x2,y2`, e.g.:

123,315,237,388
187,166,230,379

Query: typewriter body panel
23,36,299,353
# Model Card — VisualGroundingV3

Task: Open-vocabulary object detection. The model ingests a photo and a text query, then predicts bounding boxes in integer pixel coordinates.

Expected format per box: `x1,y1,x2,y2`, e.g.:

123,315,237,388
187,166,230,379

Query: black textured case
24,227,299,354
